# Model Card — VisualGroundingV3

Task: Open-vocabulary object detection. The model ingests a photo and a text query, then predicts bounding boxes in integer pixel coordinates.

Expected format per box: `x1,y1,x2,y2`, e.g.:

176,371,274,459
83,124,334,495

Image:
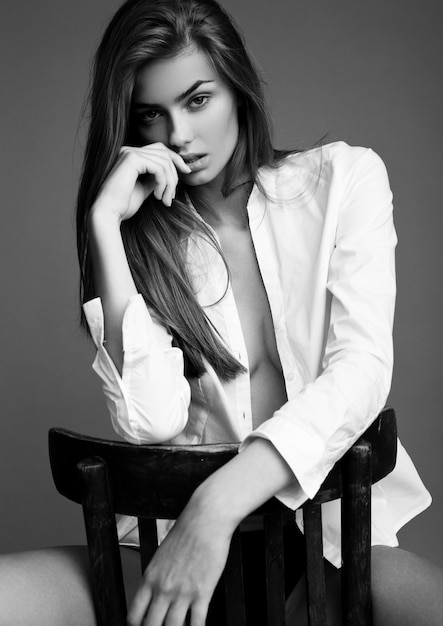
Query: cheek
138,123,168,146
208,101,239,147
141,131,163,145
224,101,240,143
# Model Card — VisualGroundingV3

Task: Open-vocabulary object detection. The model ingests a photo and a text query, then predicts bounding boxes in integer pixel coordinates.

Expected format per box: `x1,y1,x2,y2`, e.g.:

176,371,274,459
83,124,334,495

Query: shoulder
260,141,390,202
279,141,387,180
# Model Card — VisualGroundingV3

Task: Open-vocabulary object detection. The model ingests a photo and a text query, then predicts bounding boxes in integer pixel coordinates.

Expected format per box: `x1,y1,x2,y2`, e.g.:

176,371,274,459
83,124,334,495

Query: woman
1,0,443,624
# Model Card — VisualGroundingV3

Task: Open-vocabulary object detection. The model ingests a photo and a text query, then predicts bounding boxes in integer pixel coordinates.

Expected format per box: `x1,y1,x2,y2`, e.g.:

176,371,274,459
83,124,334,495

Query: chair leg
341,442,372,626
264,513,286,626
224,527,246,626
303,505,327,626
138,517,159,574
78,457,127,626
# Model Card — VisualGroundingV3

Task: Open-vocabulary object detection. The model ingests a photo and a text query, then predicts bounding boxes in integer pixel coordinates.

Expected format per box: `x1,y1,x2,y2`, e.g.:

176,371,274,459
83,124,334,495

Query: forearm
189,437,298,533
88,207,138,373
128,425,298,625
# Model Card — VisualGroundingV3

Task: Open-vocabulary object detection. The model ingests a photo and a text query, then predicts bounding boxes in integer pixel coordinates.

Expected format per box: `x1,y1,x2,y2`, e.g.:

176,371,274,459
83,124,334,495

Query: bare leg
3,544,442,625
371,545,443,626
286,546,443,626
0,546,141,626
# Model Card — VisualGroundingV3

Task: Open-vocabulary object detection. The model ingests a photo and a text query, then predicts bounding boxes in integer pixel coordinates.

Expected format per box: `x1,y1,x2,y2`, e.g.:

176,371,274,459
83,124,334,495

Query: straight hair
77,0,295,380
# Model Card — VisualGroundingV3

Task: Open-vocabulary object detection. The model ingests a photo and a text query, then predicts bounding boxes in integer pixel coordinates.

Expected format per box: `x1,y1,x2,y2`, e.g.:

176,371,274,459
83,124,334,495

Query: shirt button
286,371,295,382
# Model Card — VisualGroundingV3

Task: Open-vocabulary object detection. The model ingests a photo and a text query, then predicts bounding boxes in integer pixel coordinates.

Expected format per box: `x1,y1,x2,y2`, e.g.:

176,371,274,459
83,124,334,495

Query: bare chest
217,227,288,425
219,230,275,369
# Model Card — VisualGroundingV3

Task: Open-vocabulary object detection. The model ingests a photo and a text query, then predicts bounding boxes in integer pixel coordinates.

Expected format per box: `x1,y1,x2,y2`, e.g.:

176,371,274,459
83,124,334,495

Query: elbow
323,347,393,420
359,350,394,420
106,383,191,445
367,344,393,400
327,335,393,389
111,403,189,445
130,406,189,445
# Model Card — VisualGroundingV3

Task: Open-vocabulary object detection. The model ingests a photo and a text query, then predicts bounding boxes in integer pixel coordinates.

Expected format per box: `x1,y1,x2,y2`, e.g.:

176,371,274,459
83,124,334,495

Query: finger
138,151,178,206
137,155,169,204
160,157,180,206
164,601,191,626
142,143,192,175
142,596,170,626
120,148,170,194
190,600,209,626
141,145,185,198
152,168,168,203
120,145,182,207
126,585,153,626
168,151,192,175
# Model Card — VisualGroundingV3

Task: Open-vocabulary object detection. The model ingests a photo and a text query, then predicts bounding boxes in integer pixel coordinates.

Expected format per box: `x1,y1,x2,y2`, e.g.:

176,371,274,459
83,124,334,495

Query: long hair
77,0,287,380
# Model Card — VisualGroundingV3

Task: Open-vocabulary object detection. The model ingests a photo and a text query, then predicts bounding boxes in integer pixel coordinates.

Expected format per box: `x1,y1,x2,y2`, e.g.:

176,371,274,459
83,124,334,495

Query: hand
127,439,296,625
127,496,233,626
92,142,191,223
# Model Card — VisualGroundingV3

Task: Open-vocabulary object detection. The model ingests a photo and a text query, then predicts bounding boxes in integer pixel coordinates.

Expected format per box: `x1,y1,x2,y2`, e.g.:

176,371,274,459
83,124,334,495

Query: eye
188,95,210,110
139,109,163,125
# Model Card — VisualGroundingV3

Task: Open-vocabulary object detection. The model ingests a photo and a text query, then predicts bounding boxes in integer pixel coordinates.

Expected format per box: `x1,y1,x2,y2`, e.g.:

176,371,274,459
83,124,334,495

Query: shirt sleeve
240,147,397,509
83,294,191,444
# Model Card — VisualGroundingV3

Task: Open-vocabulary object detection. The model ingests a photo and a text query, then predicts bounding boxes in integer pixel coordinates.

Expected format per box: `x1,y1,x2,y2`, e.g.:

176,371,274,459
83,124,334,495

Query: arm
128,437,297,626
88,143,191,372
85,144,193,443
84,295,191,443
88,209,137,373
243,146,397,506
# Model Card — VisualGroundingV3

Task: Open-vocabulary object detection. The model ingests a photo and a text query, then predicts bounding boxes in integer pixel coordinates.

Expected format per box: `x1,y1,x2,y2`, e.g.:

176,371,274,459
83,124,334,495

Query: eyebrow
133,79,215,109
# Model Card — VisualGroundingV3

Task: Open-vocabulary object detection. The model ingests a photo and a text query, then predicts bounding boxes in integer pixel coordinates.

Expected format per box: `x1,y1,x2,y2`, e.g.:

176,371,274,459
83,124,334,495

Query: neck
187,179,254,231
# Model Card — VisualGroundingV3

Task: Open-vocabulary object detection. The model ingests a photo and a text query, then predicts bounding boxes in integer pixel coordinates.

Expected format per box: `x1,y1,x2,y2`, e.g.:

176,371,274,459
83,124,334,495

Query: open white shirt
83,142,431,567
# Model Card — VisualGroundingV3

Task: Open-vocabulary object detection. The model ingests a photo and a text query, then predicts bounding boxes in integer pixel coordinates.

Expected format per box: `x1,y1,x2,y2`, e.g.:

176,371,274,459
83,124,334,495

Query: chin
184,169,218,187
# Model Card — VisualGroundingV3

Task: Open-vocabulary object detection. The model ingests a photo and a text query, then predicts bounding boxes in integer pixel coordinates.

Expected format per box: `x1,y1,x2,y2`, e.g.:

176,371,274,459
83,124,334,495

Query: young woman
1,0,443,624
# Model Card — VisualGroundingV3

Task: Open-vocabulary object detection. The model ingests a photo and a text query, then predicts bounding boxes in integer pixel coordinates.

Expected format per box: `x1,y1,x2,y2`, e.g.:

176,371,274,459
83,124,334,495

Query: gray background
1,0,442,565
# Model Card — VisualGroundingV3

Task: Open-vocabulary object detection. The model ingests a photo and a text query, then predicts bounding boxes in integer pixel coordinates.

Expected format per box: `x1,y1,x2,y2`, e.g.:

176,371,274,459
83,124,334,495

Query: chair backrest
49,407,397,626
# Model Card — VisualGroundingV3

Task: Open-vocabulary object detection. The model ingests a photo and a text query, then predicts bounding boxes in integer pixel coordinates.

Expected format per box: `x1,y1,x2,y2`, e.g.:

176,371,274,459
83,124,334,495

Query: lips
181,153,205,164
181,154,208,172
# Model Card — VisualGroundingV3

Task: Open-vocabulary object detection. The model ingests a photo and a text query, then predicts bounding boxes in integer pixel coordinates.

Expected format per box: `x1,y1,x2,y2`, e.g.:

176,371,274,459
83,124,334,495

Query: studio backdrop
1,0,442,565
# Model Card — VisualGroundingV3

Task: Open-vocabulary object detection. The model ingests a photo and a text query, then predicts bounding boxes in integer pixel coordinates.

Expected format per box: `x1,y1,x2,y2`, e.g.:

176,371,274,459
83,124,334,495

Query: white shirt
83,142,431,567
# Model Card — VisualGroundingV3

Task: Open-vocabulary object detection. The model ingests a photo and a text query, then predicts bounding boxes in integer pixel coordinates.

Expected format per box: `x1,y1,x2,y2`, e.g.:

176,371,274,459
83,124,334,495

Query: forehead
133,47,219,105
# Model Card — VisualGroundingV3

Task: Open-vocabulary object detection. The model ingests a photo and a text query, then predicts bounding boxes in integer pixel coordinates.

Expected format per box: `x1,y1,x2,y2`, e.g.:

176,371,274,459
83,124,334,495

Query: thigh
287,545,443,626
0,545,141,626
0,546,95,626
371,545,443,626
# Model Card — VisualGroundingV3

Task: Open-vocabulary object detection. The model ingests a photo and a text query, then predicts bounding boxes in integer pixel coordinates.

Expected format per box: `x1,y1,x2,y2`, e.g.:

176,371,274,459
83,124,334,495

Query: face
132,46,240,189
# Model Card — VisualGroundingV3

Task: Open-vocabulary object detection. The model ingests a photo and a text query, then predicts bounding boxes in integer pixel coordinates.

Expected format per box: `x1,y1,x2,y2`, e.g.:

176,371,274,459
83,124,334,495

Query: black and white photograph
1,1,443,624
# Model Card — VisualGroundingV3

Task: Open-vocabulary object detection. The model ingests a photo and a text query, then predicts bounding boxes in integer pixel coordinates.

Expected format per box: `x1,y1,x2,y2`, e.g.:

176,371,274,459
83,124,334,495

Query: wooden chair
48,406,397,626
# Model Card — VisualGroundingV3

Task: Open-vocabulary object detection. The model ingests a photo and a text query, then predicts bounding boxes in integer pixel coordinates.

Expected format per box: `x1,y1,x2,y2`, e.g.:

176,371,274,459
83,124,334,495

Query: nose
168,112,193,150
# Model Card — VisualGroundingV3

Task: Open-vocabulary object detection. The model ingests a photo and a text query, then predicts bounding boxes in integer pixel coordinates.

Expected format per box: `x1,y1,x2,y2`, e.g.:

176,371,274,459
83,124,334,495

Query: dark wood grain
223,528,246,626
264,513,285,625
341,443,372,626
77,457,127,626
303,504,327,626
49,407,397,625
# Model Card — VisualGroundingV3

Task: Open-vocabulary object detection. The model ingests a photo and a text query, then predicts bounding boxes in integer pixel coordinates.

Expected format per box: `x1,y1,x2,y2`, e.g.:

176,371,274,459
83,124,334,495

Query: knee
371,545,443,626
0,553,28,625
0,547,96,626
